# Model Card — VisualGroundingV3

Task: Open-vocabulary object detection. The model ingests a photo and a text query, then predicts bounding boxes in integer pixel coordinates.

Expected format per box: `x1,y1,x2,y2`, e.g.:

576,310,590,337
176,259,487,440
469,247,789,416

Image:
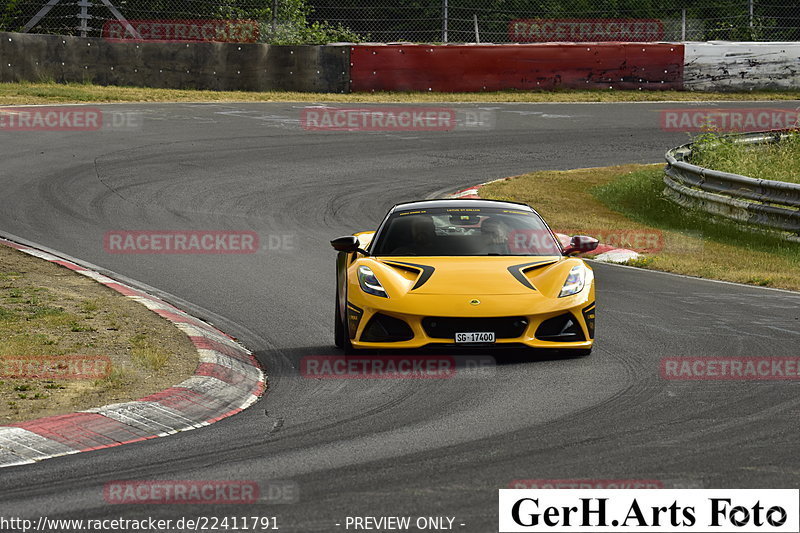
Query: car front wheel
334,291,355,354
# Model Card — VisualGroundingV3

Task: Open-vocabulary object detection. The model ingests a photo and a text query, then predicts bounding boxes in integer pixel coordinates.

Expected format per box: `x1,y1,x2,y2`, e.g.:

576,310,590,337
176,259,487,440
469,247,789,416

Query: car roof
391,198,533,213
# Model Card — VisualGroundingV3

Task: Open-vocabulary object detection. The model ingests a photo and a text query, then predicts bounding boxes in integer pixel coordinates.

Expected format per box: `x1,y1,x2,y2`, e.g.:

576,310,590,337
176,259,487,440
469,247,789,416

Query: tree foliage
2,0,798,41
0,0,365,43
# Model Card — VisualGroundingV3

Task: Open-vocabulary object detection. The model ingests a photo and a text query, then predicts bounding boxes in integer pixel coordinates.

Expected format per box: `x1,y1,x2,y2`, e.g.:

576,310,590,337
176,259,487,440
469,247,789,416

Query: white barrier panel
685,42,800,91
499,489,800,532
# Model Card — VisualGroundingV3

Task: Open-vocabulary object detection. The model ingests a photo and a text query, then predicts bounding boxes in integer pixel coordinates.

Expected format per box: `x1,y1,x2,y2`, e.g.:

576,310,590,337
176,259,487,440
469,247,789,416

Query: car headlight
358,265,388,298
559,265,586,297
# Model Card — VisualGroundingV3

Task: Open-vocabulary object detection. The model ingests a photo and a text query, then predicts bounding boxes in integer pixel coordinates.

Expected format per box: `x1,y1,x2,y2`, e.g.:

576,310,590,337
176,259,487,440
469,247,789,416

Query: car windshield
370,207,562,256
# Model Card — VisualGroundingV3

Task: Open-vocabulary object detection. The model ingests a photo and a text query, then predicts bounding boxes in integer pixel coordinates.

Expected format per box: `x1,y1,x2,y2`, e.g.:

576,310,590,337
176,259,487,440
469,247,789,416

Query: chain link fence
1,0,799,42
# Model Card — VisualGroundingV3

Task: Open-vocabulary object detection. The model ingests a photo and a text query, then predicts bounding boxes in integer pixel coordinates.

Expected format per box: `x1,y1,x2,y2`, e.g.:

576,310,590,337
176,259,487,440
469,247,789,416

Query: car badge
469,299,480,306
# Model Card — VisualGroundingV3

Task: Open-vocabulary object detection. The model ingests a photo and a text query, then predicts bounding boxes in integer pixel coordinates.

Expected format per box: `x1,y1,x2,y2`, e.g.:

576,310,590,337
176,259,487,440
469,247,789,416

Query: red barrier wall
350,44,684,92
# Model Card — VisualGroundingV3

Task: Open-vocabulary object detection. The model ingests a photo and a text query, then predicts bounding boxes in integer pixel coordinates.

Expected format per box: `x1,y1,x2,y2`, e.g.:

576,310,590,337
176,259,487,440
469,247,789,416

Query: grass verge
2,81,800,105
691,131,800,184
480,164,800,291
0,244,197,422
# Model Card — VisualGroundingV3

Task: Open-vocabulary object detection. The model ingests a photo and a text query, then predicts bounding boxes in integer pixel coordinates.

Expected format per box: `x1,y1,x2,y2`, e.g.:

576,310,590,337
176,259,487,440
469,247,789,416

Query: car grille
422,317,528,339
360,313,414,342
535,313,586,342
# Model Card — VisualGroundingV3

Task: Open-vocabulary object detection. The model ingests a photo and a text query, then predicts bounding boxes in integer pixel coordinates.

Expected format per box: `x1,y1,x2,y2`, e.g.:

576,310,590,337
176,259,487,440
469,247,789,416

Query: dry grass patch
0,245,198,422
2,81,800,105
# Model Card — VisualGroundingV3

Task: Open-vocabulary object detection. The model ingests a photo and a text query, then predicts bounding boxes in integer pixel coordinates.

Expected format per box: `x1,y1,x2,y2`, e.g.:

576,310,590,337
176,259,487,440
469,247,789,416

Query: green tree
0,0,363,42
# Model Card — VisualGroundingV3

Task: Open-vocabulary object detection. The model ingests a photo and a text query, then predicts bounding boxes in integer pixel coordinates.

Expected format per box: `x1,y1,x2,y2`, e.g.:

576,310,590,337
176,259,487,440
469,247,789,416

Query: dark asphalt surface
1,101,799,532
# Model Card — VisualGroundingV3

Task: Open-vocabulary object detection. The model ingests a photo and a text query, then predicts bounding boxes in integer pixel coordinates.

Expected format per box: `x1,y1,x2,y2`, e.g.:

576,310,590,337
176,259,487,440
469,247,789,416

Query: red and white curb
0,238,265,468
449,180,641,264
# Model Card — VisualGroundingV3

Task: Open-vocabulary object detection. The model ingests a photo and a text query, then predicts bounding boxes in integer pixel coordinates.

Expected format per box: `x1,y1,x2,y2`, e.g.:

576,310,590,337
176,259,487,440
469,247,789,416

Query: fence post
442,0,448,43
681,8,686,41
78,0,91,37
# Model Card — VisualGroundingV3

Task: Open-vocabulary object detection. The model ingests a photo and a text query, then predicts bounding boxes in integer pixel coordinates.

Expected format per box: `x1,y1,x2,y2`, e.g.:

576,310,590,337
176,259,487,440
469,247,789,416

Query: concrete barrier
2,32,799,93
0,31,349,92
350,43,684,92
684,42,800,91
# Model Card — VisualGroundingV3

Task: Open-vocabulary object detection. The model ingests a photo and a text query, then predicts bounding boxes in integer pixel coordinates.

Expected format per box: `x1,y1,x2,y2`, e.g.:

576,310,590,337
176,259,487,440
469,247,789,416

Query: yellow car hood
369,255,579,299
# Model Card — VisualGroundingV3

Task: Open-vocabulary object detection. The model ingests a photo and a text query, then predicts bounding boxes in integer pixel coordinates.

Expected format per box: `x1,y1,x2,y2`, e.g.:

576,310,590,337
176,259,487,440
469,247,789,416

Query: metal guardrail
664,130,800,241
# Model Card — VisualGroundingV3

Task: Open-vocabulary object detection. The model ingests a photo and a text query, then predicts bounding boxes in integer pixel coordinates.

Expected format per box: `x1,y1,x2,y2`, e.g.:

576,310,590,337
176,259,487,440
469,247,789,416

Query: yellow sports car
331,199,598,355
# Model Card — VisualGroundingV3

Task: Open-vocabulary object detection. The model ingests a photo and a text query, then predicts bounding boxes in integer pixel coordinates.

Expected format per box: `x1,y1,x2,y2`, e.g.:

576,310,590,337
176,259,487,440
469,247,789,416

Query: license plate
455,332,495,344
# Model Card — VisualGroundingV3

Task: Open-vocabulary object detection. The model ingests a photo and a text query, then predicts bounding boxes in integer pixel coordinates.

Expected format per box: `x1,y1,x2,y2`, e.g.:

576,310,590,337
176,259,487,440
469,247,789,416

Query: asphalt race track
1,101,799,532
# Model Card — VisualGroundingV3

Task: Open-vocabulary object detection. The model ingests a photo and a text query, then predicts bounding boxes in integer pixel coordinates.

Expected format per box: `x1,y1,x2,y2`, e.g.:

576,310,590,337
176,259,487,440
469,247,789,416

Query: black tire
334,291,356,354
343,336,356,355
334,292,344,349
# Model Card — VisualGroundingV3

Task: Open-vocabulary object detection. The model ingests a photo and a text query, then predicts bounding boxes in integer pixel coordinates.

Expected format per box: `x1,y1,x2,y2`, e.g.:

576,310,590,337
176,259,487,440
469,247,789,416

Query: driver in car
480,217,510,254
390,215,438,255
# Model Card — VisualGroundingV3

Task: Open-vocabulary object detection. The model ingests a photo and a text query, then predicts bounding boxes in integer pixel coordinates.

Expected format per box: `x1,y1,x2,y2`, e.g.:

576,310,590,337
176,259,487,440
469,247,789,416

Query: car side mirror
331,235,371,256
331,235,360,252
563,235,599,255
